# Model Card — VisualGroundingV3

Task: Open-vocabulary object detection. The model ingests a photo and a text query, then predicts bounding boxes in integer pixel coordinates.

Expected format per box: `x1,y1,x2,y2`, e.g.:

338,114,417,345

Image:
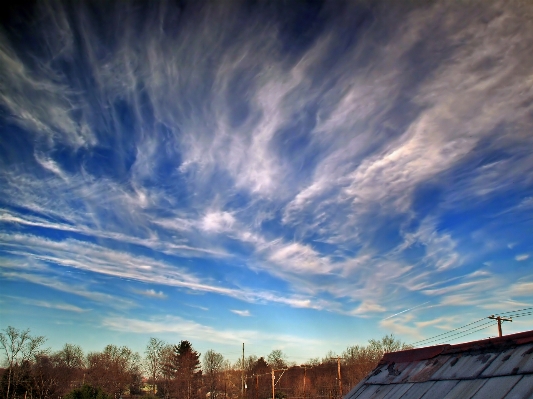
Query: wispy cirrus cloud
230,310,251,317
4,295,90,313
102,314,322,348
0,266,135,309
135,289,167,299
1,0,532,351
0,231,336,312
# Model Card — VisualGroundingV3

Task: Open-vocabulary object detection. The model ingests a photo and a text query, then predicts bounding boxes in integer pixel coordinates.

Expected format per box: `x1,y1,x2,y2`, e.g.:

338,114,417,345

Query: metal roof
344,330,533,399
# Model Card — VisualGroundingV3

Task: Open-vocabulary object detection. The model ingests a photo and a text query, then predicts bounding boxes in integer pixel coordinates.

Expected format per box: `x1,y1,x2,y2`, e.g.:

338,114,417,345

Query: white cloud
135,289,167,299
351,301,386,316
414,316,457,330
102,315,321,348
0,231,335,312
510,282,533,297
267,241,332,275
201,211,236,233
0,266,134,309
379,315,423,341
1,0,533,342
230,309,251,317
4,295,89,313
479,299,532,311
0,33,95,148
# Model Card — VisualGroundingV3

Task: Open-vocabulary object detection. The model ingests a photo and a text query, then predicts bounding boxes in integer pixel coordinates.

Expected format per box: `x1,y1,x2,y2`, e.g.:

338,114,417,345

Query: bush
65,385,112,399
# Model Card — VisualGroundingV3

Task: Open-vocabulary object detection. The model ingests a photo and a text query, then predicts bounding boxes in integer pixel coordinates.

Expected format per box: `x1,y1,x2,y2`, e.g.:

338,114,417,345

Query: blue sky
1,0,533,364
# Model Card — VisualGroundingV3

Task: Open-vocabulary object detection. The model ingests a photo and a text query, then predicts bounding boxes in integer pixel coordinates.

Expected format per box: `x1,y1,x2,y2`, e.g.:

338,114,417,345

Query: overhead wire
411,306,533,348
417,321,498,347
492,306,533,315
501,311,533,318
410,317,487,346
413,320,497,347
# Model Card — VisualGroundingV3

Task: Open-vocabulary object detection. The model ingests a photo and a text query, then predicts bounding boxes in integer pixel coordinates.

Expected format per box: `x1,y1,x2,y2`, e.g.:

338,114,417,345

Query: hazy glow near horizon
1,0,533,363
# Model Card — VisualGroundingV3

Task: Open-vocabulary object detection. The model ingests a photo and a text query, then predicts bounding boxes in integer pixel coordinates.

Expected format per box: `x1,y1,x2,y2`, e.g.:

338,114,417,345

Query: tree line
0,326,411,399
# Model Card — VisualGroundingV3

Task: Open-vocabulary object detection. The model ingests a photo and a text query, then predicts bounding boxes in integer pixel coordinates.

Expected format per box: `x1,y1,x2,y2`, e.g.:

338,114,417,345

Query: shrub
65,385,112,399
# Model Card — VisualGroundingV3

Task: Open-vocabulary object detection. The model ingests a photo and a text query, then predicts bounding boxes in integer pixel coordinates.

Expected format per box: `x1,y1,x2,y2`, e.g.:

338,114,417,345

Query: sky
1,0,533,365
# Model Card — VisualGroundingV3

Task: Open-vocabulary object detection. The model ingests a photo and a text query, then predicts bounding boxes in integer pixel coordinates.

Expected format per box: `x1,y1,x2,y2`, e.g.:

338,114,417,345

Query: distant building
344,330,533,399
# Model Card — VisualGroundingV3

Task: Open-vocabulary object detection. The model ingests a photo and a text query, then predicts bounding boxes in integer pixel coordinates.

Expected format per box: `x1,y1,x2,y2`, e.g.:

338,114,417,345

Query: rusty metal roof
344,330,533,399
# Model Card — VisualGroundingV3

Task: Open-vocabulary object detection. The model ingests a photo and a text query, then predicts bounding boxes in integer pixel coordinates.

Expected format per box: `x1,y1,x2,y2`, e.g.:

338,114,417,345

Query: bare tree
0,326,46,399
56,344,85,370
144,338,165,395
367,334,412,359
202,350,224,399
54,344,85,395
85,345,142,397
342,334,412,392
267,350,286,370
159,345,175,399
30,354,60,399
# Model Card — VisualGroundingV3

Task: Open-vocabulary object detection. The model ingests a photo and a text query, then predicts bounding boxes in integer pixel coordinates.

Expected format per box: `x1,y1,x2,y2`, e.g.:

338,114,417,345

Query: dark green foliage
64,385,111,399
274,392,286,399
166,341,201,399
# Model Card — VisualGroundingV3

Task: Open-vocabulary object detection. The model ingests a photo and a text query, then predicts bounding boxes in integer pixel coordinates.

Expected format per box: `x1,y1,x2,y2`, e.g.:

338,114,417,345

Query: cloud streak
1,0,532,352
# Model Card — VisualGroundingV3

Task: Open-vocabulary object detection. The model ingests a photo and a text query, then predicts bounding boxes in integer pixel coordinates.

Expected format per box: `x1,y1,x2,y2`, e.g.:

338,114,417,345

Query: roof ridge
380,330,533,364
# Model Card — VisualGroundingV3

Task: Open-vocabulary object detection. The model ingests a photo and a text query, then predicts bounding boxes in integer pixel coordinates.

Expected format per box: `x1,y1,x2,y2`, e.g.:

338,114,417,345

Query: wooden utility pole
337,356,342,398
303,367,307,399
489,315,512,337
242,343,245,398
271,369,275,399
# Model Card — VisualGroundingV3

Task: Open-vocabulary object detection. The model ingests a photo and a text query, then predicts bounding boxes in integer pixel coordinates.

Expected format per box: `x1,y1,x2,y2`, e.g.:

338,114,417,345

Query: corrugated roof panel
345,381,367,399
380,383,413,399
405,356,452,383
387,360,425,384
419,380,458,399
364,362,413,385
431,352,498,380
469,375,522,399
363,364,389,385
503,374,533,399
481,343,533,377
351,384,392,399
395,381,434,399
368,385,398,399
441,378,487,399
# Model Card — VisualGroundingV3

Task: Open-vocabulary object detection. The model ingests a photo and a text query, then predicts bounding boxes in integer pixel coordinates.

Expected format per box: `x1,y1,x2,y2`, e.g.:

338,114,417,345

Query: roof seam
360,371,533,386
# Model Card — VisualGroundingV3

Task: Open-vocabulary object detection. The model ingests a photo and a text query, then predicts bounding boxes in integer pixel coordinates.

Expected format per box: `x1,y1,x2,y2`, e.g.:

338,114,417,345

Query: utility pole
242,343,245,399
303,366,307,399
337,356,342,399
271,369,275,399
489,315,512,337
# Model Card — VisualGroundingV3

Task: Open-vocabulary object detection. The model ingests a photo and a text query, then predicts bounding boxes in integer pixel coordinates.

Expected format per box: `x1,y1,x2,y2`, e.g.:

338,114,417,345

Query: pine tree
166,341,201,399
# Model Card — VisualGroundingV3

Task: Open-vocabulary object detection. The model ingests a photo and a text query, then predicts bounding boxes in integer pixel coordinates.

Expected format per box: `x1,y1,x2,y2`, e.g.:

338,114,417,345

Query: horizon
1,0,533,365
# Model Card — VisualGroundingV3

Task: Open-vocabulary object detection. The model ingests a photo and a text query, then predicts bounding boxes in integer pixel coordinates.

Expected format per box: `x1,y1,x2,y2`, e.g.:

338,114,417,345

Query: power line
502,311,533,318
411,307,533,348
493,306,533,315
425,321,498,346
410,317,487,346
414,318,494,345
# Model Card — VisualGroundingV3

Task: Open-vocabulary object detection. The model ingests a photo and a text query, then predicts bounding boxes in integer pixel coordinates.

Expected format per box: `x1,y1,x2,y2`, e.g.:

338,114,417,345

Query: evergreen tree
166,341,201,399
